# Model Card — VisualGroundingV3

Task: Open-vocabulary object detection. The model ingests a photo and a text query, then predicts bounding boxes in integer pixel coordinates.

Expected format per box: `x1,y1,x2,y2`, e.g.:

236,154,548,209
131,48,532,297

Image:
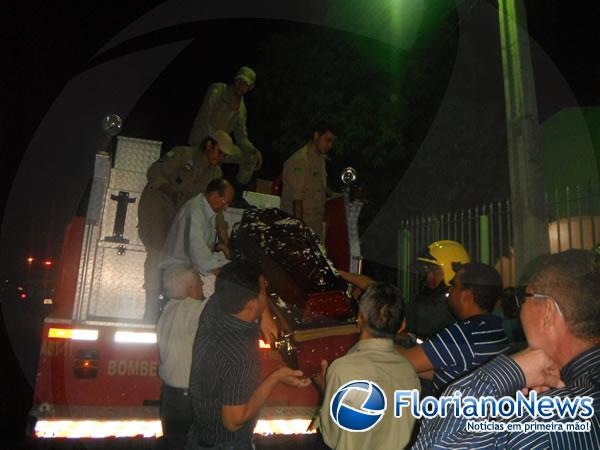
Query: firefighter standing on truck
281,122,340,241
188,66,263,187
137,131,234,323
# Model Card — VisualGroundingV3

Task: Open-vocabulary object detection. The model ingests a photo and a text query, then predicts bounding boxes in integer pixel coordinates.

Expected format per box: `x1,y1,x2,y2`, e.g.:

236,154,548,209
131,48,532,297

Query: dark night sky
3,0,600,267
2,0,600,442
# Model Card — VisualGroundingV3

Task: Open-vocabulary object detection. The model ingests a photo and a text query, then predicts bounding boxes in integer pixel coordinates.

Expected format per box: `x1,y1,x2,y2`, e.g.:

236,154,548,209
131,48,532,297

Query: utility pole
497,0,549,281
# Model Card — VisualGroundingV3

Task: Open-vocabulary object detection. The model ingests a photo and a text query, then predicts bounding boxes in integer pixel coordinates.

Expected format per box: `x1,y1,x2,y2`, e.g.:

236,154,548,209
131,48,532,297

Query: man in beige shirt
188,66,263,185
137,131,233,323
281,123,338,240
314,282,420,450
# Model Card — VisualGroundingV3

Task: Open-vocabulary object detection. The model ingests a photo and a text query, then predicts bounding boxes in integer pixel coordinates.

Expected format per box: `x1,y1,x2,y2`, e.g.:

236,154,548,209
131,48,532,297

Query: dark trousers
195,440,255,450
160,383,194,450
184,425,255,450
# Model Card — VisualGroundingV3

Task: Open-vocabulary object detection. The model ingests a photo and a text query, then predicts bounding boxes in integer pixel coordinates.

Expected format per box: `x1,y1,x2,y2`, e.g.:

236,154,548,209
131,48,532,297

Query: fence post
480,214,490,264
397,229,412,303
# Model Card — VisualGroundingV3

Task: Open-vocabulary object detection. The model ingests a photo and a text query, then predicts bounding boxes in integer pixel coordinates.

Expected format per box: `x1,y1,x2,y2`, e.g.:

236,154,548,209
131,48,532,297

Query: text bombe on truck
31,135,364,439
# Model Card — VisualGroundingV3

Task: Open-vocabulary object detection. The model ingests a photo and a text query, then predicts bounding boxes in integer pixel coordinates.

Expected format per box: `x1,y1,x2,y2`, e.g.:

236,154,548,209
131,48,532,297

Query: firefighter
187,66,263,186
138,131,233,323
339,239,471,339
404,240,471,339
281,122,340,240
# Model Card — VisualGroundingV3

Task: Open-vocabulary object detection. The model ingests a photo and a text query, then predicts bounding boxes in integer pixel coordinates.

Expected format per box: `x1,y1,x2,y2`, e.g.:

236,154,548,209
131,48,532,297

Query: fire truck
30,130,364,440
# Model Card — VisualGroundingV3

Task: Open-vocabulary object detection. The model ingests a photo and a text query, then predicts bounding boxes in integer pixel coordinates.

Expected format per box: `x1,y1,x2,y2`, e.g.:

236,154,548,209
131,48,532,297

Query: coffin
230,208,359,376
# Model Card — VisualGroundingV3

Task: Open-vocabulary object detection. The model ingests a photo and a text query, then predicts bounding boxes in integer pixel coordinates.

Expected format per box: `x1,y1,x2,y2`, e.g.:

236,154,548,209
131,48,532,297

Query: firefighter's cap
210,130,234,156
415,240,471,286
235,66,256,87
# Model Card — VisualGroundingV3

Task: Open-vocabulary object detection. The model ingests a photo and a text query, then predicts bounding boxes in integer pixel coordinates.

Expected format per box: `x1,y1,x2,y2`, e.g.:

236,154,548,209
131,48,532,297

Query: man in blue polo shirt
413,249,600,449
186,260,311,450
399,262,510,395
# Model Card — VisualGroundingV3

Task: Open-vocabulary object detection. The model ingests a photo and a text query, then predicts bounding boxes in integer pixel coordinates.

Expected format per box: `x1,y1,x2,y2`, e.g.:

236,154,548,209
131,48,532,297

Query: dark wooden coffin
230,208,359,376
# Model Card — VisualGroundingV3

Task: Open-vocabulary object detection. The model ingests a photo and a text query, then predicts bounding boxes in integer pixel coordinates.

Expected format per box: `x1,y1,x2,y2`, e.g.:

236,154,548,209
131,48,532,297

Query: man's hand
511,348,565,390
311,360,328,393
254,150,263,171
260,308,279,346
338,270,374,291
215,243,231,259
327,190,344,200
274,367,311,388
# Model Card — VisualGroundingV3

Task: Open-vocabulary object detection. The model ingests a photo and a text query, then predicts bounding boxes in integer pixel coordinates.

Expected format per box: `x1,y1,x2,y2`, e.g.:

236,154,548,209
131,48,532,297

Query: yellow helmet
416,240,471,286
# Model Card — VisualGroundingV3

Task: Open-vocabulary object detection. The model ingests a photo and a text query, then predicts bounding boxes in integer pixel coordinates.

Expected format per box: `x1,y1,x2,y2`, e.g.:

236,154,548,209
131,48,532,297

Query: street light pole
497,0,549,281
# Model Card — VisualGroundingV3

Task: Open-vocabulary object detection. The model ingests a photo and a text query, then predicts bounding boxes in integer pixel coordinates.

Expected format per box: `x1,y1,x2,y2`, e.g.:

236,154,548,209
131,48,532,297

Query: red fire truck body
31,137,363,439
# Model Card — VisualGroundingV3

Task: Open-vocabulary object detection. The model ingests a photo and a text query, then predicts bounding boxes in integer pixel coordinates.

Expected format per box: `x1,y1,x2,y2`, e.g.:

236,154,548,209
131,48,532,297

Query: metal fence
397,185,600,299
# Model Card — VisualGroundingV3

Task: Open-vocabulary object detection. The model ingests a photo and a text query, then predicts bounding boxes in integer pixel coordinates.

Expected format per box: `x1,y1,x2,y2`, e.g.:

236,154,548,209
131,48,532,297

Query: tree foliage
250,26,408,180
248,21,459,226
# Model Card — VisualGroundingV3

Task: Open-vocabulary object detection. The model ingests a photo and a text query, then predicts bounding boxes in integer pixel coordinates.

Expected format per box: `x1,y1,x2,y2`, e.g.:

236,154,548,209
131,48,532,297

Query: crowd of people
142,66,599,449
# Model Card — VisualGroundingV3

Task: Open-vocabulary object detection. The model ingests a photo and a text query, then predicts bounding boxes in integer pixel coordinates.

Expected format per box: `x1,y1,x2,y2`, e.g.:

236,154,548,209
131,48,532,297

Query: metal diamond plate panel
109,168,147,192
74,224,102,320
115,136,161,173
88,245,146,320
99,189,143,246
87,154,111,225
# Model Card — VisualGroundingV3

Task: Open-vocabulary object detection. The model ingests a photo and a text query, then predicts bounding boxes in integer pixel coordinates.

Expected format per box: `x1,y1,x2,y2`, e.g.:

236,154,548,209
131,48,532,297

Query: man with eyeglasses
138,132,235,323
398,262,510,396
161,178,234,278
413,249,600,449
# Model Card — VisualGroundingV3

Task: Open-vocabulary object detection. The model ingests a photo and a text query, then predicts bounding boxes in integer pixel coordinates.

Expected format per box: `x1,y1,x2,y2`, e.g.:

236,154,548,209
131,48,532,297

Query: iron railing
398,185,600,299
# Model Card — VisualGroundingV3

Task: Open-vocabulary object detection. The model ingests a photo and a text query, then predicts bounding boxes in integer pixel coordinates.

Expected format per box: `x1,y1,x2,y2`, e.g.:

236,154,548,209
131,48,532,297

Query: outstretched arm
221,367,310,432
338,270,375,290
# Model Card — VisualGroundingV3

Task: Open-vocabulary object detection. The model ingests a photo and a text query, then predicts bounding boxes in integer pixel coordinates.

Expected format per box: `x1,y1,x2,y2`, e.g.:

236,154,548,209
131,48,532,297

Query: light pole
497,0,549,281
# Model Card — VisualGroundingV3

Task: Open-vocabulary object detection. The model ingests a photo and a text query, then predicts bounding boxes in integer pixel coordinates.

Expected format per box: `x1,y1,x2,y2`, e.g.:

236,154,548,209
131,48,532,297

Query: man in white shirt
157,265,206,450
160,178,279,345
160,178,234,276
139,131,234,323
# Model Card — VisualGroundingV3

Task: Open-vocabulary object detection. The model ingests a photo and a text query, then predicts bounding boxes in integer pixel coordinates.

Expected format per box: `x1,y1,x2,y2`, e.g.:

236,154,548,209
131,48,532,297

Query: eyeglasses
515,288,563,315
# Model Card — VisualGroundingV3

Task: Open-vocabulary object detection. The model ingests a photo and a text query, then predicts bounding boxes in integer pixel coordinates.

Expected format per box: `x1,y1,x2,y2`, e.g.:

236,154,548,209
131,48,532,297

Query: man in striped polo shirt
186,260,311,450
399,262,510,396
413,249,600,449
